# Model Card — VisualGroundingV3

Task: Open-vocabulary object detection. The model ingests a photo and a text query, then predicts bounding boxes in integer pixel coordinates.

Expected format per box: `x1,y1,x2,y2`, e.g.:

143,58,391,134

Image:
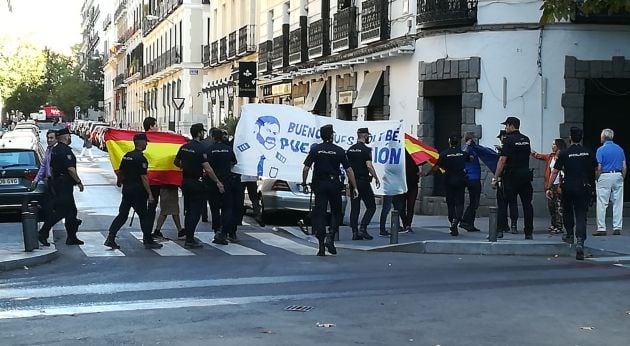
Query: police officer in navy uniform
206,128,240,245
174,123,224,249
38,128,84,246
493,116,534,239
423,133,469,236
104,133,163,250
547,127,597,260
347,127,380,240
302,124,358,256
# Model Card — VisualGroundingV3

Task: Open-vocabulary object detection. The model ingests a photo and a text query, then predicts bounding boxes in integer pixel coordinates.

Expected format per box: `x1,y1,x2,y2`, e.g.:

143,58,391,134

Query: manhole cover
285,305,313,312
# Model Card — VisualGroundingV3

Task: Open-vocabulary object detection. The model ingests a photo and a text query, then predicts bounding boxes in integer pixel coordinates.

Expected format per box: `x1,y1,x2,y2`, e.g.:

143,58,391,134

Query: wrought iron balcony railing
228,31,237,58
202,44,210,66
238,25,257,55
417,0,478,29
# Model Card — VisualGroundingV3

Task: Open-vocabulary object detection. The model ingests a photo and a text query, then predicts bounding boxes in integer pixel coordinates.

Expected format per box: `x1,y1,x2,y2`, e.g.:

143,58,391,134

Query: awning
353,70,383,108
303,81,326,111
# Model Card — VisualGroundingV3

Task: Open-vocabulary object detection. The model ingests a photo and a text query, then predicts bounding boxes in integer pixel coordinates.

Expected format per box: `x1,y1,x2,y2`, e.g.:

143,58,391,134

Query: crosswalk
54,231,323,257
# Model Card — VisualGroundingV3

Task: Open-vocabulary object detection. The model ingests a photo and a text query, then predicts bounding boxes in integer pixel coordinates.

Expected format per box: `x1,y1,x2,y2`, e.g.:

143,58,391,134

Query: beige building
201,0,258,129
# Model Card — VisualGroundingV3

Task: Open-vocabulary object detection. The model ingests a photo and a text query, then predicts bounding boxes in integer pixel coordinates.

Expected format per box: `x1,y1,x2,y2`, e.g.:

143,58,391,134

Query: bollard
22,203,39,252
390,209,399,244
488,206,498,242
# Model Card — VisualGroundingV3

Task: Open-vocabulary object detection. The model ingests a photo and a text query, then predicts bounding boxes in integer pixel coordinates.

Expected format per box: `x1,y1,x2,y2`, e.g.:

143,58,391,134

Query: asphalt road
0,123,628,345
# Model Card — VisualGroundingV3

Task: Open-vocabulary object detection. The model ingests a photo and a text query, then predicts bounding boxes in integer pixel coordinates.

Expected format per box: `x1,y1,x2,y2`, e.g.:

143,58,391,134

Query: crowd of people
32,115,626,260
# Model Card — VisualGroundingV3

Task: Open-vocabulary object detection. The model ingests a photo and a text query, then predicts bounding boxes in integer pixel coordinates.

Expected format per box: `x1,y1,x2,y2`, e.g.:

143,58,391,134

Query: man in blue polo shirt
460,132,482,232
594,128,627,236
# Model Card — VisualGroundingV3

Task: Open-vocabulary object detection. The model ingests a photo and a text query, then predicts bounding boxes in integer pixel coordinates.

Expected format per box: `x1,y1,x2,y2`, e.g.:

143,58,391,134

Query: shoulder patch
202,153,208,160
67,154,73,160
142,163,148,169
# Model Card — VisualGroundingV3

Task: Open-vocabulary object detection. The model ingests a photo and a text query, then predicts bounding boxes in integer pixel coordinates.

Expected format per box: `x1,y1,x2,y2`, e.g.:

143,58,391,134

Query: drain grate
285,305,314,312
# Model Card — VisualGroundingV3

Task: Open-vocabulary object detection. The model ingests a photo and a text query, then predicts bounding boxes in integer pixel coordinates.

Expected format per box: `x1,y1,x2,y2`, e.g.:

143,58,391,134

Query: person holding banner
302,124,358,256
422,134,470,236
142,116,167,240
174,123,224,249
347,127,380,240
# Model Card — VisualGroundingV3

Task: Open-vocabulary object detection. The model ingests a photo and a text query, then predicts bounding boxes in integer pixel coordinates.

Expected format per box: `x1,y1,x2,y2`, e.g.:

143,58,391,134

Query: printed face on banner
255,116,280,150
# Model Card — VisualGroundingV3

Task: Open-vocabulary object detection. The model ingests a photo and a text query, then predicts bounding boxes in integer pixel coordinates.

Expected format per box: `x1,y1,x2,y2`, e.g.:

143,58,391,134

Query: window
0,151,36,168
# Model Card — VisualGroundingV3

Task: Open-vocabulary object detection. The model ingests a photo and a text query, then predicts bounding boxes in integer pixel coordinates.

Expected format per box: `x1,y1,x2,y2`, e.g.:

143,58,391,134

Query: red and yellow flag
404,134,444,172
104,129,188,186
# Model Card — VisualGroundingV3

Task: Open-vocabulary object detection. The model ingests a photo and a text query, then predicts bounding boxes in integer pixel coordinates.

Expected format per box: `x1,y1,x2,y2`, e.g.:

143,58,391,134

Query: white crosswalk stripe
130,232,195,256
199,236,265,256
245,232,316,255
78,232,125,257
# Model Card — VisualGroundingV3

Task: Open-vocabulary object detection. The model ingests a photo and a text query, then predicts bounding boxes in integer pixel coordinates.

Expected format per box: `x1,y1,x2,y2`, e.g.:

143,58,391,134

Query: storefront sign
338,91,354,105
293,97,305,106
238,62,257,97
271,83,292,96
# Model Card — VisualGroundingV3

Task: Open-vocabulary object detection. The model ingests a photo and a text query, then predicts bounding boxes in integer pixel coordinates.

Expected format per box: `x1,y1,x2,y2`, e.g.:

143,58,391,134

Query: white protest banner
232,104,406,195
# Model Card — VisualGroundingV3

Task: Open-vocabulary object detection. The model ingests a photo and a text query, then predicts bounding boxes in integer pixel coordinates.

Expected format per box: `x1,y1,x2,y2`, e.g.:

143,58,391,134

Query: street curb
0,247,59,272
278,227,625,257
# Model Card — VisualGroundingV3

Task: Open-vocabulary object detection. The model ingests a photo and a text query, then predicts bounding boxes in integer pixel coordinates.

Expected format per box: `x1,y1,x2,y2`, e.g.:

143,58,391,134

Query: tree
49,73,92,121
0,39,46,102
221,115,240,136
541,0,630,23
3,83,48,115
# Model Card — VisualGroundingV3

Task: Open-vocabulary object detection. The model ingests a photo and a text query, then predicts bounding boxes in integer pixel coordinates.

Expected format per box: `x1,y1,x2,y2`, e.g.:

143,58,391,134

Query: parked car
244,178,348,222
1,130,39,143
0,136,47,222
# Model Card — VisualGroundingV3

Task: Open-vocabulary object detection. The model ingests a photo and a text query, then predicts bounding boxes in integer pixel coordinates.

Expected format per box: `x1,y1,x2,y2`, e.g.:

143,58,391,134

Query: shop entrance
584,78,630,201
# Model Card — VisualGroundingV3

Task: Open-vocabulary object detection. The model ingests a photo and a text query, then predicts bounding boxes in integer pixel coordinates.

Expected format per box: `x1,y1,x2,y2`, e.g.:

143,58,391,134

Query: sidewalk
280,205,630,260
0,226,58,271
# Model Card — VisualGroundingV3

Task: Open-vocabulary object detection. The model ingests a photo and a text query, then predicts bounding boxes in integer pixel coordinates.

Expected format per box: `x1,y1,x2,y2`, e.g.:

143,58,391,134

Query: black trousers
182,178,205,241
239,181,261,225
208,177,242,236
108,187,151,241
503,178,534,234
562,186,589,242
497,185,518,231
350,178,376,230
312,179,343,238
206,181,222,231
462,180,481,226
446,183,465,224
146,185,161,231
38,178,80,239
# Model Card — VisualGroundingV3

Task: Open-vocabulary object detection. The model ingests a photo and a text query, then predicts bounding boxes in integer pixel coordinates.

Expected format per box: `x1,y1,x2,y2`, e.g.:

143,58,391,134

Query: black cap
448,133,461,144
190,123,206,137
501,116,520,128
133,133,149,142
211,128,224,139
357,127,369,134
320,124,334,139
56,128,70,137
570,126,583,137
496,130,507,138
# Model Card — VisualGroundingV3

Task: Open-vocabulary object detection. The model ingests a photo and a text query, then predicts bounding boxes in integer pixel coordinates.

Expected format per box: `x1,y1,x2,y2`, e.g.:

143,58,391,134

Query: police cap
190,123,206,137
501,116,520,128
211,128,224,140
320,124,334,139
357,127,370,135
56,128,70,137
570,126,583,137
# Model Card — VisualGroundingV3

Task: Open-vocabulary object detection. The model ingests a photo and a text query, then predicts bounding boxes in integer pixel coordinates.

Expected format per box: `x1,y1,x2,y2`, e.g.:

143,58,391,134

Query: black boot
212,230,228,245
38,233,50,247
511,221,518,234
450,221,459,236
325,233,337,255
576,239,585,260
227,232,239,243
66,233,84,245
352,228,363,240
317,236,325,256
104,234,120,249
144,238,164,249
358,227,373,240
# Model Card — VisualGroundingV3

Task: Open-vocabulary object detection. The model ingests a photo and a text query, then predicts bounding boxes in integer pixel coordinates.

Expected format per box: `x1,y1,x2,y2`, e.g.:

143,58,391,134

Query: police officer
206,128,240,245
493,130,519,238
547,127,597,260
104,133,163,250
174,123,224,249
423,133,469,236
302,124,358,256
347,127,380,240
38,128,84,246
493,116,534,239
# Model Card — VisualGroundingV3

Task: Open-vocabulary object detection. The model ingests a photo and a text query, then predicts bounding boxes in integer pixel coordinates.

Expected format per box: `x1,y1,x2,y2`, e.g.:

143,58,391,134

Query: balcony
228,31,237,58
141,47,181,80
219,37,227,62
289,27,307,64
417,0,478,29
144,0,184,36
211,41,218,66
308,18,330,59
272,35,286,70
332,6,358,52
114,0,128,23
102,14,112,31
238,25,256,55
360,0,389,44
573,7,630,25
258,40,272,74
114,73,127,88
202,44,210,66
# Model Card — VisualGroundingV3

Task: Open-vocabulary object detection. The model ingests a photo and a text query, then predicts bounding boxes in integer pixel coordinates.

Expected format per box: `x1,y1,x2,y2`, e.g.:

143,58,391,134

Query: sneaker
450,223,459,236
104,238,120,250
405,226,414,233
576,244,585,260
66,237,84,245
379,231,391,237
359,229,373,240
460,223,480,232
399,227,409,234
177,229,186,239
184,240,203,249
144,242,163,249
497,231,504,239
592,230,607,236
613,229,622,235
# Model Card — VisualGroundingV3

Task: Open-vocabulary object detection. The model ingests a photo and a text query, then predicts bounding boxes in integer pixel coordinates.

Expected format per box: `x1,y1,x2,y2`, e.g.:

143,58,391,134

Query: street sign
173,98,185,110
74,106,81,113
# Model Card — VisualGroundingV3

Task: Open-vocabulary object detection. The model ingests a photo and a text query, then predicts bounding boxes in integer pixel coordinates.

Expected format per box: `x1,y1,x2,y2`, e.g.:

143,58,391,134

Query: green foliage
0,39,46,100
221,116,240,136
541,0,630,24
3,84,48,115
48,74,92,121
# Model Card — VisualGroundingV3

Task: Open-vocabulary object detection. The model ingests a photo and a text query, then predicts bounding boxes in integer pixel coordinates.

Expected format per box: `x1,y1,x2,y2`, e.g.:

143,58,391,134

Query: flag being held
404,134,444,172
104,129,188,186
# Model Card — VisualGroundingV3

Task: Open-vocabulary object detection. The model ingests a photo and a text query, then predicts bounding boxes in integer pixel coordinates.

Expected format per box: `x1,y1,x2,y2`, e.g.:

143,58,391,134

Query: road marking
613,264,630,269
130,232,194,256
199,238,265,256
246,232,315,255
587,256,630,263
77,232,124,257
0,291,363,320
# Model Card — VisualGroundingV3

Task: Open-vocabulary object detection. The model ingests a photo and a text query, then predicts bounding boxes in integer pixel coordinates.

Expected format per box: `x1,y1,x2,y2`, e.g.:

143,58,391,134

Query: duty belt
601,170,621,174
317,174,340,181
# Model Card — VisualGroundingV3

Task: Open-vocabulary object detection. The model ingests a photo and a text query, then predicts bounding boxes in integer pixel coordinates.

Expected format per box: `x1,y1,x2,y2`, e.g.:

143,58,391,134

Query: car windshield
0,151,36,168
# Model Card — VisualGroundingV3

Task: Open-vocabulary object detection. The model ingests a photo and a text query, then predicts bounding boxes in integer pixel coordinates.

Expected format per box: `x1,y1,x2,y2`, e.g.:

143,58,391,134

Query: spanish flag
104,129,188,186
404,134,443,172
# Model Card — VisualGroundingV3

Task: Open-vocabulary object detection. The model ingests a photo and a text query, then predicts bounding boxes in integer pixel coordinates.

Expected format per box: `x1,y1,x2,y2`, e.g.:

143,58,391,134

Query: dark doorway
424,79,463,196
337,104,353,120
366,75,385,121
584,78,630,201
